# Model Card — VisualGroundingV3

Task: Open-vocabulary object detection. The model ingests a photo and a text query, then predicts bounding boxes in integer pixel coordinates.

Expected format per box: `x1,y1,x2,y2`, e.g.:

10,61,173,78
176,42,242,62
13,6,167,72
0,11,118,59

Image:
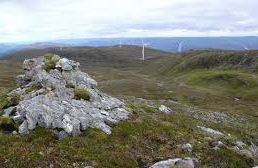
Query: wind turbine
176,41,184,53
142,40,150,62
242,44,249,51
119,40,122,48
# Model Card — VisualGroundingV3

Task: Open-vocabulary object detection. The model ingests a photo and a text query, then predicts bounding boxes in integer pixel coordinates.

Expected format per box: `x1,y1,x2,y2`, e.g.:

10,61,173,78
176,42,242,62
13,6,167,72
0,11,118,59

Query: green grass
74,87,90,101
175,69,258,100
0,110,255,167
7,94,20,107
25,83,42,94
0,50,258,167
42,53,60,72
44,53,54,61
0,91,8,112
0,116,18,132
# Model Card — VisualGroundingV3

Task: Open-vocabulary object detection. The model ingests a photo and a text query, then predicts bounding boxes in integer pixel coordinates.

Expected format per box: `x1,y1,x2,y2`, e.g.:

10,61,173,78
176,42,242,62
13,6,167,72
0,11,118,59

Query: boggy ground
0,47,258,167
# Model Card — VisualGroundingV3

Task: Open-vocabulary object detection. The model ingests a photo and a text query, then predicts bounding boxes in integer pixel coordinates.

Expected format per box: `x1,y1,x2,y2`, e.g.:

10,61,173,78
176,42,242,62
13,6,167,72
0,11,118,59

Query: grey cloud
0,0,257,42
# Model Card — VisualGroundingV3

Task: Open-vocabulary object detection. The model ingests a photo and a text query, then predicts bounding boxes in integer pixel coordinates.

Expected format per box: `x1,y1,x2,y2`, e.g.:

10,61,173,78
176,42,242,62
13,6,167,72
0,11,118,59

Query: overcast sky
0,0,257,43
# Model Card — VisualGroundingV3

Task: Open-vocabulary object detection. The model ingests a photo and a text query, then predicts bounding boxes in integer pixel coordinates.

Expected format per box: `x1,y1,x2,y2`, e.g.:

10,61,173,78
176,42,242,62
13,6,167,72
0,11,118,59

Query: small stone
150,158,199,168
235,141,247,149
175,158,195,168
158,105,172,114
150,158,181,168
54,130,69,140
197,126,224,138
178,143,193,152
211,141,223,148
12,131,18,135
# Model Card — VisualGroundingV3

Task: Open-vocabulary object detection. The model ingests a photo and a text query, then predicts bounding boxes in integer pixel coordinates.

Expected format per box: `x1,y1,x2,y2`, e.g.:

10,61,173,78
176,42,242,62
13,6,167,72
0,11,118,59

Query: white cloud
0,0,257,42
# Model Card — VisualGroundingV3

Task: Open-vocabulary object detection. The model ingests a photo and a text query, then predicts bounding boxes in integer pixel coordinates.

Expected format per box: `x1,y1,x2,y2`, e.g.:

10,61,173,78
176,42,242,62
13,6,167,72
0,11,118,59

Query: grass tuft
42,53,60,72
25,83,42,94
74,87,90,101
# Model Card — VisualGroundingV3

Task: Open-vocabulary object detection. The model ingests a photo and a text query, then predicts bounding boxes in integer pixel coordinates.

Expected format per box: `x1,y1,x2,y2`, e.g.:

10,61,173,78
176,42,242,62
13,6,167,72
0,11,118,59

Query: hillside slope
0,48,257,167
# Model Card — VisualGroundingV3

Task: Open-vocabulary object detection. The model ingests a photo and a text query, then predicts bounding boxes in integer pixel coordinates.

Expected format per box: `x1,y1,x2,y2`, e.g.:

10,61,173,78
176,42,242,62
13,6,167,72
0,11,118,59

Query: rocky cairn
2,54,129,138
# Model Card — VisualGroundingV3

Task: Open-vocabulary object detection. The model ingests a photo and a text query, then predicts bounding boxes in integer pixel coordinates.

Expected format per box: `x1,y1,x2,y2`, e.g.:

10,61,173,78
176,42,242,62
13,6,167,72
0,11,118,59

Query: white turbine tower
177,41,184,53
242,44,249,51
141,40,150,62
119,40,122,48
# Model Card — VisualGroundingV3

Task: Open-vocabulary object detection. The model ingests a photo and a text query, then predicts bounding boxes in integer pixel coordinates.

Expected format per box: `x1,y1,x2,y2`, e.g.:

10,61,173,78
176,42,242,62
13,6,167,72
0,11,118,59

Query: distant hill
3,45,171,68
1,37,258,56
54,37,258,52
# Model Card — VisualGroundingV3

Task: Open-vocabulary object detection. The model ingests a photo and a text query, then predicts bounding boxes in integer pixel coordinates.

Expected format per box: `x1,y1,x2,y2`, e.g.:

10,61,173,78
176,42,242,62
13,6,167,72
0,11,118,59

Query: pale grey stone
158,105,172,113
178,143,193,152
197,126,224,138
150,158,199,168
175,158,197,168
54,130,69,140
150,158,181,168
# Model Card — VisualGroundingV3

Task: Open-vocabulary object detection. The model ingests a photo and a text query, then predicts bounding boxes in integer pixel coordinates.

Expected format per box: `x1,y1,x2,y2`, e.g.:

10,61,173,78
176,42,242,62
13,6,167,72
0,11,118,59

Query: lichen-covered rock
3,55,130,137
150,158,199,168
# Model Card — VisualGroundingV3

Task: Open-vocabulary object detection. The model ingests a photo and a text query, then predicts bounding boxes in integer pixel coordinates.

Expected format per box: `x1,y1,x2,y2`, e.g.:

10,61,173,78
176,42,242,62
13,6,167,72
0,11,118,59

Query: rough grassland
0,48,258,167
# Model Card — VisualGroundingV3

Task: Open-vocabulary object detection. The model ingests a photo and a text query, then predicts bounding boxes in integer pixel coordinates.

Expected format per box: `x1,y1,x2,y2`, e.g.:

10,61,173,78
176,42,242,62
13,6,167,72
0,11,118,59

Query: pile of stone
3,55,130,138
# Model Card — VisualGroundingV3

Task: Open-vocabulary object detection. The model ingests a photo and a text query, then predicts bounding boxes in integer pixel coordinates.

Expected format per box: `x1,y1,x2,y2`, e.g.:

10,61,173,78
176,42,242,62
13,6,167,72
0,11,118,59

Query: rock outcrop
3,54,130,137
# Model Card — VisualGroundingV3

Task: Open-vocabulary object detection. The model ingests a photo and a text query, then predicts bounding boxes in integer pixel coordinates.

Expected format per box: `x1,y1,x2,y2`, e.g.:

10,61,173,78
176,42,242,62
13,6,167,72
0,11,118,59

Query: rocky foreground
3,54,129,138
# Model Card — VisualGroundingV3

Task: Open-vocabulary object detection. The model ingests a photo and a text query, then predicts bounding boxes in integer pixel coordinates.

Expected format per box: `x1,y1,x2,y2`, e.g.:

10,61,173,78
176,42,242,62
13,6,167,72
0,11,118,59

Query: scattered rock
3,56,130,137
229,141,258,160
72,161,94,168
12,131,18,135
197,126,224,138
212,141,224,150
158,105,172,114
177,143,193,152
150,158,199,168
150,158,181,168
235,141,247,149
193,111,240,124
